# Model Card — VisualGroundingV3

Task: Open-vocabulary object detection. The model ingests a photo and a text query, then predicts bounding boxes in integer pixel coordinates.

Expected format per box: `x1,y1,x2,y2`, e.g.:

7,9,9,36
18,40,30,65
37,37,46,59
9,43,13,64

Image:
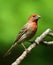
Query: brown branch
11,28,52,65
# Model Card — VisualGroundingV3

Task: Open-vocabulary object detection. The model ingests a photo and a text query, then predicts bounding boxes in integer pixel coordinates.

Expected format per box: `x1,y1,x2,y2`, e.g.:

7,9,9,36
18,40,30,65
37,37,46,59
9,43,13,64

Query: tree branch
11,28,53,65
48,32,53,37
43,41,53,45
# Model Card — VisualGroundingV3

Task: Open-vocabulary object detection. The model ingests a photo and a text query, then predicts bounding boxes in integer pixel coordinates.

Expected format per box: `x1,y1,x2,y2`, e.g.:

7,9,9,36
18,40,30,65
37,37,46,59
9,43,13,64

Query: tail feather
4,36,25,57
4,42,18,57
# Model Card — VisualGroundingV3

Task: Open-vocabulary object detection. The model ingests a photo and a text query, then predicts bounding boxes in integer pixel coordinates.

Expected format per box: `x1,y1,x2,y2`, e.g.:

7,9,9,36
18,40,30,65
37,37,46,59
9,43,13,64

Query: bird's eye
33,16,35,17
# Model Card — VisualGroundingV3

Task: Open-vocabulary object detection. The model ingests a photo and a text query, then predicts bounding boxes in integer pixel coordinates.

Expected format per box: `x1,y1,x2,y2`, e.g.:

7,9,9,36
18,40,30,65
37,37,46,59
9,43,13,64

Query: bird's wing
14,23,28,43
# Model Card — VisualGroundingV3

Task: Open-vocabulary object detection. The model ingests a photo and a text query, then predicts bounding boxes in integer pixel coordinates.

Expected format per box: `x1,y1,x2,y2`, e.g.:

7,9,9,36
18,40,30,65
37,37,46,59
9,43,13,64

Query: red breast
30,22,38,33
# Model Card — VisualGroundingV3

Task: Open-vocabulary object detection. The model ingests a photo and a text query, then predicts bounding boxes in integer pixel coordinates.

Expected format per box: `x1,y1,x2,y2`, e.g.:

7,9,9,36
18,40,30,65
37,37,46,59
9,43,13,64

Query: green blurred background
0,0,53,65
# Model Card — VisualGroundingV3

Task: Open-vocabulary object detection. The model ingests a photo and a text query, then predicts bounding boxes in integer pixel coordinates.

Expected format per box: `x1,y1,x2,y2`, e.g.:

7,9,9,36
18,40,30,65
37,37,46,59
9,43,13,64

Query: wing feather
14,23,28,43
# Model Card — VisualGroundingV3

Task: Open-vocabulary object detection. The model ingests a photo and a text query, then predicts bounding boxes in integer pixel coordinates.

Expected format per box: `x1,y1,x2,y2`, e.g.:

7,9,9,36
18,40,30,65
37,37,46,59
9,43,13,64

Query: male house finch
4,14,41,57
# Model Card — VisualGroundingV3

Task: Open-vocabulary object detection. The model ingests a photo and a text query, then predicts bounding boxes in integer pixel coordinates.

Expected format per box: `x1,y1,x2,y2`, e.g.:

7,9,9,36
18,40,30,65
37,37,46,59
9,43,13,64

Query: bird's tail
3,42,18,57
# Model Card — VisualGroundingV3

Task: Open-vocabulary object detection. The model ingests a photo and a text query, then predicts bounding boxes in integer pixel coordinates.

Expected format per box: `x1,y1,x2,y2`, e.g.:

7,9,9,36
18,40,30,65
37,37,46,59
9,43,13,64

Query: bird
4,14,41,57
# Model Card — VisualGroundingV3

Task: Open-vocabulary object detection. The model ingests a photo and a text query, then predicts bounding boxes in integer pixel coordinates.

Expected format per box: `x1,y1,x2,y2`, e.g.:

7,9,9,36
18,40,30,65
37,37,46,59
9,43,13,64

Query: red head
28,14,41,23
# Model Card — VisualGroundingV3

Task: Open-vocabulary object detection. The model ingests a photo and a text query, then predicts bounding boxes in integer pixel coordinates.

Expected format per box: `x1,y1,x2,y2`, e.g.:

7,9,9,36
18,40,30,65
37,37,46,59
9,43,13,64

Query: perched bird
4,14,41,57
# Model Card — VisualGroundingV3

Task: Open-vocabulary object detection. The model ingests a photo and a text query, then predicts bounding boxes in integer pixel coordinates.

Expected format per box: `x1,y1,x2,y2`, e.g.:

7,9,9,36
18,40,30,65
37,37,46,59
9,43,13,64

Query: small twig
11,28,51,65
43,41,53,45
48,32,53,37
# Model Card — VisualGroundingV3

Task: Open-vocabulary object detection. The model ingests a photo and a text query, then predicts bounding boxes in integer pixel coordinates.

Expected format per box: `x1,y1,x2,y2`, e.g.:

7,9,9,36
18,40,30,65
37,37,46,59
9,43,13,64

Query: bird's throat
33,19,38,23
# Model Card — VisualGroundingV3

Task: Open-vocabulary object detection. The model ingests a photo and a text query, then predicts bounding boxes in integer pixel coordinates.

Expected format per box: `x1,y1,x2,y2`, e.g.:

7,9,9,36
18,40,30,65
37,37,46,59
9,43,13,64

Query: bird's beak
38,15,41,18
35,15,41,19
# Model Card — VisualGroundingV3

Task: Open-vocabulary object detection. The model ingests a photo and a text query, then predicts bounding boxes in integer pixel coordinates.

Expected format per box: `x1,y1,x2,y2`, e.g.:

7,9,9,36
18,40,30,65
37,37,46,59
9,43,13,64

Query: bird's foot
21,43,27,50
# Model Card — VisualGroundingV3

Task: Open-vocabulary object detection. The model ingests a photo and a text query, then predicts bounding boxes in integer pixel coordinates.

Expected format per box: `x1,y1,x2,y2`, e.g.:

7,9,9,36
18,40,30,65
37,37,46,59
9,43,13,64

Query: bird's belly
27,22,37,33
24,29,37,40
